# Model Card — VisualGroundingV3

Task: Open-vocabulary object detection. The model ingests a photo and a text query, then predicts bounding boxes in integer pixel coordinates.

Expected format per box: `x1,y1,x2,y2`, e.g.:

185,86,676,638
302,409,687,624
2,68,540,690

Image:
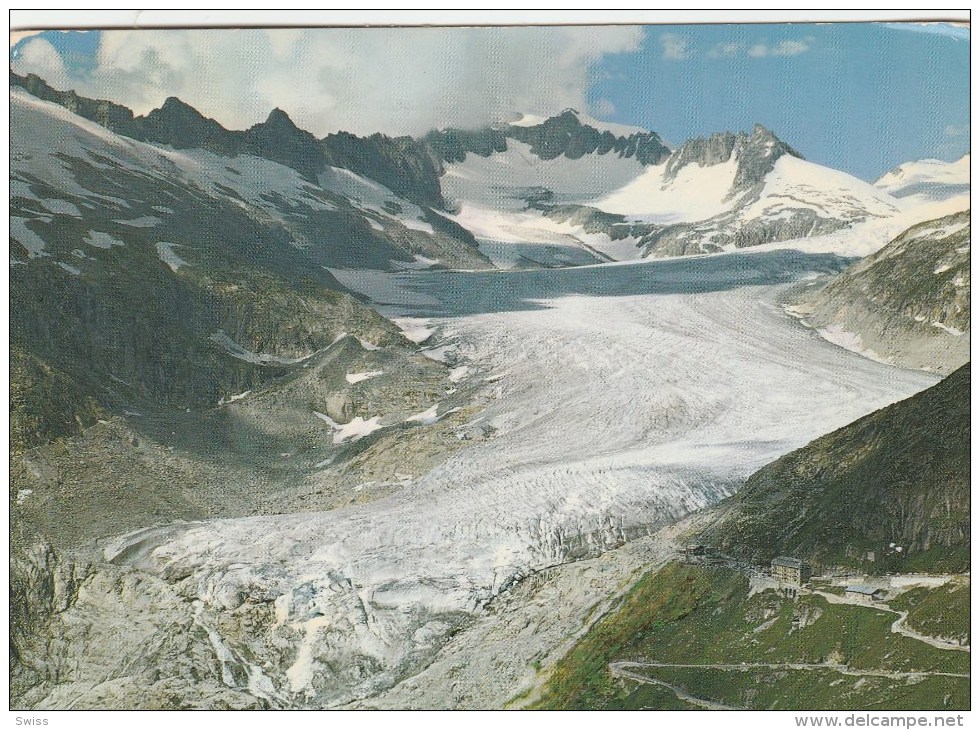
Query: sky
9,22,969,181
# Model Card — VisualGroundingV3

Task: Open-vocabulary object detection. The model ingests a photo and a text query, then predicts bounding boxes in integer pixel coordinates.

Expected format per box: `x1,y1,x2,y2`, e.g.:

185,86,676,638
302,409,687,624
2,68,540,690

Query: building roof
845,584,885,595
772,556,805,569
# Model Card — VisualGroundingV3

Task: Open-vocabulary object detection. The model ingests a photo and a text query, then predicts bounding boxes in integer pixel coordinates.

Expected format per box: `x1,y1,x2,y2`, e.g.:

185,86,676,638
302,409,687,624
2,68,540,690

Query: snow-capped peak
874,154,970,209
876,154,969,185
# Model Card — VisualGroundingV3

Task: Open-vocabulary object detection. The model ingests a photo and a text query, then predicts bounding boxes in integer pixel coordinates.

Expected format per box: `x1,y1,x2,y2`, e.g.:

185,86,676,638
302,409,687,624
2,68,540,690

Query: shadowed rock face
11,71,144,138
11,54,966,713
141,96,241,156
10,88,500,709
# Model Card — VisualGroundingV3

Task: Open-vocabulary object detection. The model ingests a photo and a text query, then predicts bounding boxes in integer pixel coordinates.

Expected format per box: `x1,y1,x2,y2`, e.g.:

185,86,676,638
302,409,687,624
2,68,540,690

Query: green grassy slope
892,581,970,646
533,564,969,711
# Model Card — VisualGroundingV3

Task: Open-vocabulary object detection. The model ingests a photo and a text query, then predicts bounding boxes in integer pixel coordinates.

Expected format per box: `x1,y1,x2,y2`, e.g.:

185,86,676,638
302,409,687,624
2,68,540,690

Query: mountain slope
791,210,970,374
875,155,970,205
10,71,448,210
13,72,912,266
704,363,970,572
442,119,903,263
9,86,489,454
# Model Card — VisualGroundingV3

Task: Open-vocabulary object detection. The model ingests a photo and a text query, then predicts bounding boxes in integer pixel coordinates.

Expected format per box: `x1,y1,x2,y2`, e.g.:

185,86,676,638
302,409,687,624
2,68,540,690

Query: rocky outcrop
664,123,802,194
426,108,671,167
637,210,851,257
9,347,108,454
10,71,143,138
794,210,970,374
322,131,446,209
874,156,970,202
10,85,491,451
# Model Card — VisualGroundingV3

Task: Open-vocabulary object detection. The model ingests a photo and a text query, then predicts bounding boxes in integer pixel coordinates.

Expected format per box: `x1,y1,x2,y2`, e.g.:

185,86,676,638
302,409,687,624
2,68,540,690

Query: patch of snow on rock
85,230,125,249
313,411,385,444
155,242,190,272
346,371,384,384
10,217,49,258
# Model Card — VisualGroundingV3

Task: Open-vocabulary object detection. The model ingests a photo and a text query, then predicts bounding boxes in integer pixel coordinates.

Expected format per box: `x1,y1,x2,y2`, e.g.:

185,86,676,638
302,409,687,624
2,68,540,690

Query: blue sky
590,23,969,180
10,22,969,181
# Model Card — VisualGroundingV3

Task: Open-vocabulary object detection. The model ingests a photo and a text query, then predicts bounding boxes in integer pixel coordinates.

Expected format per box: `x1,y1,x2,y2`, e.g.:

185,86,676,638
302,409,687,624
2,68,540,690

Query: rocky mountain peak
664,131,738,177
503,108,670,165
140,96,237,154
664,124,802,192
264,107,298,129
241,110,326,180
149,96,215,125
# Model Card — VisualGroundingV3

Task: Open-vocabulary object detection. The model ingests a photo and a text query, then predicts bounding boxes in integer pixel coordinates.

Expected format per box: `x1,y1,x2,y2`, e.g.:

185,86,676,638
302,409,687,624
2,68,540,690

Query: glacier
101,249,937,706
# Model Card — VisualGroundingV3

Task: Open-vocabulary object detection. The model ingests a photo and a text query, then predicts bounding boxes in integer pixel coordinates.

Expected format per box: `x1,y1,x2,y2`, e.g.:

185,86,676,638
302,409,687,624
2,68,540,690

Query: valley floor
16,250,941,709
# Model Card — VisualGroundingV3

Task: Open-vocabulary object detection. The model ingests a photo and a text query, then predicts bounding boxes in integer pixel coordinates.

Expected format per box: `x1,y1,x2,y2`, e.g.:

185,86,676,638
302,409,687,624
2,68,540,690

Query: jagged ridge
426,107,671,166
10,71,446,208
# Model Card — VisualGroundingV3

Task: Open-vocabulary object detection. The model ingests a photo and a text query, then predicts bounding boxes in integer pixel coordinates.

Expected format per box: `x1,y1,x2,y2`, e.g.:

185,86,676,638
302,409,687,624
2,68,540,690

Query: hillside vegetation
703,364,969,573
533,564,969,711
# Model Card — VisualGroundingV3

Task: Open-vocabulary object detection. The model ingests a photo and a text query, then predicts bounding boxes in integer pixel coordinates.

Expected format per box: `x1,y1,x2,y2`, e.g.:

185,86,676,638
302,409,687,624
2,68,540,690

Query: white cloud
660,33,690,61
771,39,811,56
10,26,644,136
747,38,813,58
945,124,968,137
707,42,744,59
594,98,617,117
10,36,70,84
